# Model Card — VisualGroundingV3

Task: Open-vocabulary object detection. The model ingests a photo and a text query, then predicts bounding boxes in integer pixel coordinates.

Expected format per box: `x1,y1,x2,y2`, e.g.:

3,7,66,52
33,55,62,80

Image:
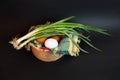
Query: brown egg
36,37,47,44
51,35,61,41
31,47,63,62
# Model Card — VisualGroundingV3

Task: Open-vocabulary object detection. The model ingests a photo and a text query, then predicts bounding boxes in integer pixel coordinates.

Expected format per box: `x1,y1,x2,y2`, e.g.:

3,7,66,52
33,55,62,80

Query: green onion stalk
9,16,110,53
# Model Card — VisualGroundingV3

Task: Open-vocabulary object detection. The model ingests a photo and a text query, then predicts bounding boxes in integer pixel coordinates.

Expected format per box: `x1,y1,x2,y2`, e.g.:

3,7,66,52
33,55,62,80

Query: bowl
31,47,63,62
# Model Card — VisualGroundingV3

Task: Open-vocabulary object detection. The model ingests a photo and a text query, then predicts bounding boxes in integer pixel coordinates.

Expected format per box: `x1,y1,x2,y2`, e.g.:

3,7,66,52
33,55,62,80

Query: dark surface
0,0,120,80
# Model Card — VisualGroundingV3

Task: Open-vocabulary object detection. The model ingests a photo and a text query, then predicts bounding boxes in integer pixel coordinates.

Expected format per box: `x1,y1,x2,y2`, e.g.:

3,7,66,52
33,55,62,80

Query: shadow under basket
31,47,64,62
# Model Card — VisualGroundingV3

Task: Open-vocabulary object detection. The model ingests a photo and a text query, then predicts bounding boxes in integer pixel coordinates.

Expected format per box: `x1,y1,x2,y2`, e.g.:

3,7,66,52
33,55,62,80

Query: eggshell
52,35,61,41
44,38,58,49
36,37,47,44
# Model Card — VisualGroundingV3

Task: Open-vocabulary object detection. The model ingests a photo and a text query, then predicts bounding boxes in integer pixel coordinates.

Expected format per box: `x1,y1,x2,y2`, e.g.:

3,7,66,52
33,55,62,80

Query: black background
0,0,120,80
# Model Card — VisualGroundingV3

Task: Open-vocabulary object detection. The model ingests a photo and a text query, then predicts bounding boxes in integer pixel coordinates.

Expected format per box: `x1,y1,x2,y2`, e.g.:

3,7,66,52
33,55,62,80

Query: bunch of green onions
9,16,110,53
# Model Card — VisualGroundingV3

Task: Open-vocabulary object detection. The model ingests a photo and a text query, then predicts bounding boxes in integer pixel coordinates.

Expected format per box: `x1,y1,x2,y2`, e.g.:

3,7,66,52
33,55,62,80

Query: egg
44,38,58,49
36,37,47,44
52,35,61,41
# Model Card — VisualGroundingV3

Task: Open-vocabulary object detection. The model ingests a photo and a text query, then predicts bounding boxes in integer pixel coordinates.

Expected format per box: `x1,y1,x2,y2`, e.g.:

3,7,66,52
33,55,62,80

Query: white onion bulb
44,38,58,49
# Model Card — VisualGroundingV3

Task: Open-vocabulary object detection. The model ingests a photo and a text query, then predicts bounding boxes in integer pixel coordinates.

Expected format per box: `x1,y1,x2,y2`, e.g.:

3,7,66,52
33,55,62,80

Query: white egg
44,38,58,49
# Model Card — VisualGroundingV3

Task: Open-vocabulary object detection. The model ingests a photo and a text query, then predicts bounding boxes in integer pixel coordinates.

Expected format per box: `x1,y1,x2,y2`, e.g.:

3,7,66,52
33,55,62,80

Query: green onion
9,16,109,53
